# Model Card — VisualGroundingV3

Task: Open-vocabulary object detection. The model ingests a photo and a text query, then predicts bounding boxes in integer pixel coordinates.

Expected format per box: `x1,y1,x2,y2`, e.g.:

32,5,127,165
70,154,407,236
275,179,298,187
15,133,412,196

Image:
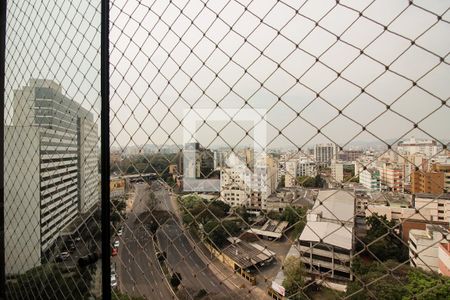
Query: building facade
299,190,355,284
409,225,450,272
397,137,438,158
220,153,277,211
5,79,99,274
380,163,404,192
331,160,344,183
285,159,298,188
359,168,381,191
297,159,317,177
314,143,337,167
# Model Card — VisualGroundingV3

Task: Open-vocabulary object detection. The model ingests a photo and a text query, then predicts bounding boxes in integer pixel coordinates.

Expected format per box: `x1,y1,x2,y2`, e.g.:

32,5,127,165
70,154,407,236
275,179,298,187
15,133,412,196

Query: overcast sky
5,0,450,151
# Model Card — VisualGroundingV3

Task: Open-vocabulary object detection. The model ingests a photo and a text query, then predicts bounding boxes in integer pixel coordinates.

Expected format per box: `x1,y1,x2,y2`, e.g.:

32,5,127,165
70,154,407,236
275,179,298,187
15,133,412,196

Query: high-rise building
314,143,337,167
411,163,450,195
284,159,297,188
213,150,228,169
338,150,363,162
397,137,438,158
183,142,214,179
5,79,99,274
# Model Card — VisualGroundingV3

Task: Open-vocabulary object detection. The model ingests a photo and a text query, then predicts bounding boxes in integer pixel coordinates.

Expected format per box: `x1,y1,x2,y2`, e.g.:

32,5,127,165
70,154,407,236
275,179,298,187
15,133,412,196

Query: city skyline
5,0,450,148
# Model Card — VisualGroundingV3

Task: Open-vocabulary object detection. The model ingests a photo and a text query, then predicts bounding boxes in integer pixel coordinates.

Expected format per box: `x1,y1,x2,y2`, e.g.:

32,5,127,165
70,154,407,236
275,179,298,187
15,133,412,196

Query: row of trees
6,264,94,300
110,152,180,178
347,259,450,300
297,175,325,188
180,195,241,247
281,255,450,300
359,214,409,262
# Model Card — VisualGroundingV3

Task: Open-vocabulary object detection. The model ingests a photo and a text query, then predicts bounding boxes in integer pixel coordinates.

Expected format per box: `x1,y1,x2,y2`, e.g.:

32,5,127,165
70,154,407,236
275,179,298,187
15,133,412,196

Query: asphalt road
117,181,241,299
154,182,240,299
117,183,175,300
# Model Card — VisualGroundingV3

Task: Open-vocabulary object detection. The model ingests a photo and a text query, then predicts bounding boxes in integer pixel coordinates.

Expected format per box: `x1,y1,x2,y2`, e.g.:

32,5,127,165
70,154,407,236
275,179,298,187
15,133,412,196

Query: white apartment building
299,190,355,284
220,153,277,211
409,225,450,272
285,159,298,188
397,137,439,158
298,158,317,177
359,168,381,191
314,143,337,167
5,79,99,274
331,160,344,183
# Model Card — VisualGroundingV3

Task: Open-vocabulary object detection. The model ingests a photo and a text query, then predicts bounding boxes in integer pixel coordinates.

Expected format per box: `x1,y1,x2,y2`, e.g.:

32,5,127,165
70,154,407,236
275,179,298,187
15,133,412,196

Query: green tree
203,220,240,248
283,256,304,299
405,269,450,300
314,174,325,188
236,206,250,223
363,214,408,262
170,272,182,289
297,176,315,187
346,260,408,300
267,210,281,221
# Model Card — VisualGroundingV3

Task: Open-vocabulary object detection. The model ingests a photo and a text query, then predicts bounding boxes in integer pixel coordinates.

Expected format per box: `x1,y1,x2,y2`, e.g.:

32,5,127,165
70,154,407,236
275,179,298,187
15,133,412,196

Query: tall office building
5,79,99,274
183,142,214,179
314,143,337,167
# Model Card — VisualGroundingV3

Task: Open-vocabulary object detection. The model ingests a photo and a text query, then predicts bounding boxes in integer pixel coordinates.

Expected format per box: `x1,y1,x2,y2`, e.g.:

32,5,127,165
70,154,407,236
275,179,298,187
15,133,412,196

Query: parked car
111,274,118,288
117,228,123,236
114,240,120,248
111,247,118,256
56,252,70,262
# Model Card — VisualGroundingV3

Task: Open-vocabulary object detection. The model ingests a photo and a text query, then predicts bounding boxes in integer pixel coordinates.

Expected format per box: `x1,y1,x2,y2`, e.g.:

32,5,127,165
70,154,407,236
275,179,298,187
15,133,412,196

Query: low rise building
409,225,450,272
110,177,126,198
298,190,355,285
246,219,289,240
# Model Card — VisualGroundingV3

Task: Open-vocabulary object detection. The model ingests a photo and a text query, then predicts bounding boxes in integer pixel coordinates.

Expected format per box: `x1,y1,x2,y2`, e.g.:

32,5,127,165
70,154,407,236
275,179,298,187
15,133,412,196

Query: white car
114,240,120,248
117,228,123,236
111,274,118,288
56,251,70,262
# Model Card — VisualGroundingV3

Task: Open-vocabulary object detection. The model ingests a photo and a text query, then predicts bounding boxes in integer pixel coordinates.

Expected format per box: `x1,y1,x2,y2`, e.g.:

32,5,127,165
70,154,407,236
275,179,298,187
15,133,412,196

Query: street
116,183,175,299
154,181,239,299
